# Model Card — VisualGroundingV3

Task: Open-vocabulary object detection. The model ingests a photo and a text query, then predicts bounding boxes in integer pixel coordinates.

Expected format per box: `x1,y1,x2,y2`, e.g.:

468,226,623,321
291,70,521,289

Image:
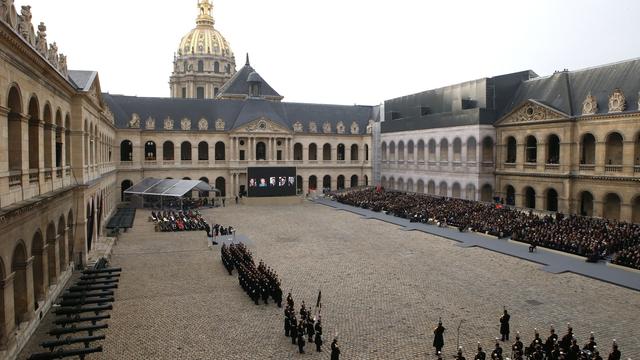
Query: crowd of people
150,210,209,232
434,315,624,360
335,189,640,270
220,243,283,306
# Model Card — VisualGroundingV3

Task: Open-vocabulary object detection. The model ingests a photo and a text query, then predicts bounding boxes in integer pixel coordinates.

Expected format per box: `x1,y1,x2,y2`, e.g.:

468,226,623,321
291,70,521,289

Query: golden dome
177,0,234,58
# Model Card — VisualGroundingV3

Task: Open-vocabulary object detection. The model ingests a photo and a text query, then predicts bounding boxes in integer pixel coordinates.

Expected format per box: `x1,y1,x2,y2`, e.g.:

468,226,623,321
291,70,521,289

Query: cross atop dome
196,0,215,26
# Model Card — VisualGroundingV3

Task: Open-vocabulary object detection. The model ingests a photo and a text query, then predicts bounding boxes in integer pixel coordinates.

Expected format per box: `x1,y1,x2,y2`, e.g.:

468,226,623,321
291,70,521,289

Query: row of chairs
27,258,122,360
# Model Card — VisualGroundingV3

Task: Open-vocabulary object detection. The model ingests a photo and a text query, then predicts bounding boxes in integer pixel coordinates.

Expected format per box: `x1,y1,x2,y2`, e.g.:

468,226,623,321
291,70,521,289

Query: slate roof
217,60,281,99
102,94,375,134
501,57,640,117
382,70,536,133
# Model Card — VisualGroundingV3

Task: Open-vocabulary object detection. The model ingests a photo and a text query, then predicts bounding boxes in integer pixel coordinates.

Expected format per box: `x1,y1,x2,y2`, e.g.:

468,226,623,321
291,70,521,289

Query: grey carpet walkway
312,197,640,292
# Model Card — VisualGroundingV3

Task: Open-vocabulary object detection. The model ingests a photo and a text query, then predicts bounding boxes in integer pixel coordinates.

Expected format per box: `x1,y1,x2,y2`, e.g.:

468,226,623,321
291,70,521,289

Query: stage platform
241,196,303,206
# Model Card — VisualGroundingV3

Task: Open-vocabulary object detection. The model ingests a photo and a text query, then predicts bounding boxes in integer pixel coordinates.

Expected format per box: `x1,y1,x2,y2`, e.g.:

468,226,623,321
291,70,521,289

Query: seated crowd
150,210,209,232
335,189,640,270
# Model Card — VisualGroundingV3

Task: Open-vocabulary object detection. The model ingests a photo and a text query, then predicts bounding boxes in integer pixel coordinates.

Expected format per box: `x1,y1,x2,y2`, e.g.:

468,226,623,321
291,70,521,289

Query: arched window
579,191,594,217
181,141,192,161
417,179,425,193
505,185,515,205
144,141,156,161
605,132,623,166
256,142,266,160
381,142,387,161
64,115,71,166
198,141,208,161
506,137,517,163
466,184,476,201
322,175,331,189
397,178,404,191
55,110,63,167
43,104,53,169
524,187,536,209
365,144,369,161
12,242,28,324
120,140,133,161
215,141,226,161
603,193,621,220
453,138,462,162
547,135,560,164
364,175,368,186
417,140,425,162
350,175,358,188
225,64,231,74
439,181,448,197
480,184,493,202
580,133,596,165
481,137,494,163
388,177,395,190
28,96,40,169
634,133,640,167
215,177,226,197
452,182,461,198
163,141,174,160
308,143,317,161
546,188,558,212
525,135,537,163
337,144,345,161
381,176,387,188
632,195,640,224
199,177,210,197
323,144,331,161
197,60,204,72
389,141,396,162
296,175,303,193
466,137,477,163
214,61,220,73
7,85,23,171
294,143,303,161
350,144,359,161
397,141,405,161
120,180,132,202
309,175,317,190
427,180,436,195
439,139,449,162
337,175,345,190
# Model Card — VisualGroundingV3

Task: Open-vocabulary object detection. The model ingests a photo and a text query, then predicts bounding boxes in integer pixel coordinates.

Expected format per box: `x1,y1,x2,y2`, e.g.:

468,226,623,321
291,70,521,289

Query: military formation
220,243,283,306
434,314,624,360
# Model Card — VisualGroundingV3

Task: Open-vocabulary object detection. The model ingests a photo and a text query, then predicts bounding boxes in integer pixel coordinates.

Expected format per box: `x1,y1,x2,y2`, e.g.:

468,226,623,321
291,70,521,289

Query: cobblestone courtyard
19,202,640,360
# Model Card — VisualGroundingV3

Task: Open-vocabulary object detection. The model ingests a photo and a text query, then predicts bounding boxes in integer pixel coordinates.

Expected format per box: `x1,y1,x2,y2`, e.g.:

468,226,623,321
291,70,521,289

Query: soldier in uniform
433,321,445,354
607,341,620,360
315,319,323,336
297,330,306,354
567,338,580,360
559,324,574,351
491,339,503,360
499,309,511,341
583,332,597,352
512,332,524,359
286,292,294,308
314,330,323,352
331,338,341,360
475,343,486,360
456,347,466,360
527,329,543,356
290,319,298,345
306,317,315,343
284,314,291,337
545,326,558,357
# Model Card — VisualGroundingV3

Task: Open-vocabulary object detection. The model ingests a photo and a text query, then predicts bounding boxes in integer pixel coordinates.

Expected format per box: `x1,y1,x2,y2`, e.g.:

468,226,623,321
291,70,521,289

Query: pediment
497,100,569,126
86,76,105,110
236,117,291,134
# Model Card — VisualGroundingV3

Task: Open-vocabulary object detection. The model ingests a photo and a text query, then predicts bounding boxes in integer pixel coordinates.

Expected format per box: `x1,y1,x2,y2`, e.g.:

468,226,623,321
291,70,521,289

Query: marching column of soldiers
220,243,283,307
433,315,624,360
283,293,340,358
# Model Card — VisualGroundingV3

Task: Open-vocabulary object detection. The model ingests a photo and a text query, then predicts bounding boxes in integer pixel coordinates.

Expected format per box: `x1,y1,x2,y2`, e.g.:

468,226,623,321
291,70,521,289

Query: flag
316,290,322,308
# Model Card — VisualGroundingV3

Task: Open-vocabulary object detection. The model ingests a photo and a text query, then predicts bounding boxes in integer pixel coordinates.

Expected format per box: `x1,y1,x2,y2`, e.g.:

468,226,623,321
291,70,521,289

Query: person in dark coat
331,338,340,360
545,327,558,357
290,321,298,345
297,332,306,354
284,315,291,337
560,325,573,351
500,309,510,341
607,341,620,360
306,318,315,342
314,331,323,352
433,321,445,354
491,340,503,360
583,332,597,352
475,344,486,360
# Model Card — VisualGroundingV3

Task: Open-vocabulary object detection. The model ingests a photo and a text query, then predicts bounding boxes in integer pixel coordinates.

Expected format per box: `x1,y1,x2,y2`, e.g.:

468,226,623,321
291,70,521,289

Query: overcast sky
21,0,640,105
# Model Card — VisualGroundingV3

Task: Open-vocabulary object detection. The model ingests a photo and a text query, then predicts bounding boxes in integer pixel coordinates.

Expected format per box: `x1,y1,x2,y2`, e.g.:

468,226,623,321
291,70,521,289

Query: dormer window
250,83,260,97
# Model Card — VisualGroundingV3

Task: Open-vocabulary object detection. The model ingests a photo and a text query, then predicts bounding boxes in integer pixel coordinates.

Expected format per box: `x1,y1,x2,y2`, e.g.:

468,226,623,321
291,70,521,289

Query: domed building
169,0,236,99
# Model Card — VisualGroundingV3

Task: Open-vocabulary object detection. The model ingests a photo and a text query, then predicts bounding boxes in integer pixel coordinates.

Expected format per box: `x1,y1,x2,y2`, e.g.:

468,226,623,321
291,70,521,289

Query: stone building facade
379,72,535,201
494,60,640,223
0,3,118,357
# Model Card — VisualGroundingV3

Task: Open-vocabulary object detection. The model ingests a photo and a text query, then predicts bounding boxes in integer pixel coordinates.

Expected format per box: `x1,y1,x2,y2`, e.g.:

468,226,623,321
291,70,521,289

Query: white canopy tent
124,178,219,209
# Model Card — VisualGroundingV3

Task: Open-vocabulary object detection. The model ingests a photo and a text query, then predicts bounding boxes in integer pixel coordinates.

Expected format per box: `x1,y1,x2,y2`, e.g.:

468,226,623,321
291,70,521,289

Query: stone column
594,141,605,173
622,140,635,174
191,144,197,164
620,203,632,223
